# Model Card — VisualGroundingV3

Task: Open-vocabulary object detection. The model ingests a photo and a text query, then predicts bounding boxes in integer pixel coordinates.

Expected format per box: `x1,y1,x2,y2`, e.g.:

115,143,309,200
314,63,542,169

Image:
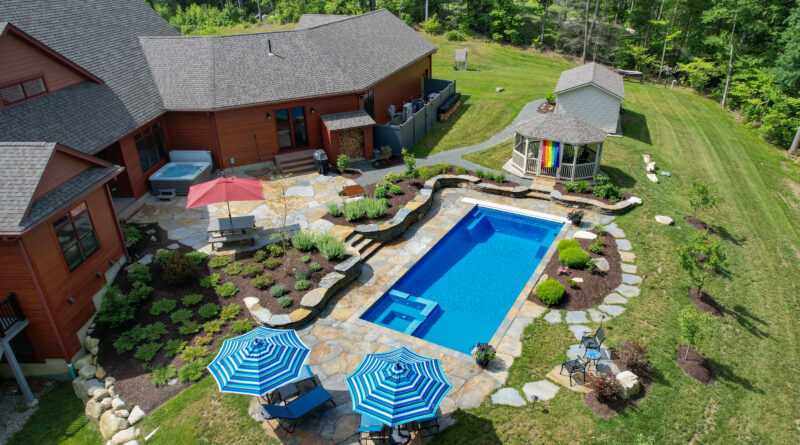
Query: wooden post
557,141,565,180
593,143,603,178
523,138,530,174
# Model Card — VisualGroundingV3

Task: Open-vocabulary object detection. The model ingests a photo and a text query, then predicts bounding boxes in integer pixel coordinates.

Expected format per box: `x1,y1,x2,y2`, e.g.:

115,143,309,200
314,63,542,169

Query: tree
657,0,679,82
720,7,738,108
774,7,800,94
678,307,713,359
687,180,723,221
678,232,728,295
678,58,718,93
268,173,297,277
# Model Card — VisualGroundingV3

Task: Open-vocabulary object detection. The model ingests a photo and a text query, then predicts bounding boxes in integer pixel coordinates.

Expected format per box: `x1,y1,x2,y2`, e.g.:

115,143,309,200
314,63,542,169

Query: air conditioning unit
388,104,396,121
402,103,414,122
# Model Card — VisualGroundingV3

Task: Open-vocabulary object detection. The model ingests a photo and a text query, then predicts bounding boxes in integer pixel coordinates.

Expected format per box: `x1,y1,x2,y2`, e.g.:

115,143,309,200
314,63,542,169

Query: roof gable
554,62,625,100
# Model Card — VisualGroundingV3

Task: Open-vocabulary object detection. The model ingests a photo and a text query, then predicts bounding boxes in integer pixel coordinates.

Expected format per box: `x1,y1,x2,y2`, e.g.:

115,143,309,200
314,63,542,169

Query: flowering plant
567,210,585,225
471,343,496,366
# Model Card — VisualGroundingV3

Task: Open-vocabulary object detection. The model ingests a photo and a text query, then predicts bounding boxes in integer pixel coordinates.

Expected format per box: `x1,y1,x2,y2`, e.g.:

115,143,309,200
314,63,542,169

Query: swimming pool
360,205,564,354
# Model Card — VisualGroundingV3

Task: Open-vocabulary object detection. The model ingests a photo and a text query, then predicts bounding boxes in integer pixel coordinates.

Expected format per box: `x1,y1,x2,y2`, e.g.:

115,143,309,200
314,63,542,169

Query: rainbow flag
542,140,560,168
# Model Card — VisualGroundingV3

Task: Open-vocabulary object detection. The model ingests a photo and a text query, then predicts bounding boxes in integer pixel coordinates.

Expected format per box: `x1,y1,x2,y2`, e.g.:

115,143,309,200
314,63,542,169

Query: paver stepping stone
603,293,627,305
137,254,152,265
620,251,636,263
622,273,642,285
522,380,560,402
491,388,526,407
546,365,591,393
587,308,608,322
565,311,589,324
621,263,637,274
616,284,641,298
574,230,597,240
566,344,586,360
598,305,626,316
543,310,562,324
594,257,610,272
604,223,625,238
568,324,593,340
167,243,180,250
655,215,674,225
285,186,314,197
616,239,632,251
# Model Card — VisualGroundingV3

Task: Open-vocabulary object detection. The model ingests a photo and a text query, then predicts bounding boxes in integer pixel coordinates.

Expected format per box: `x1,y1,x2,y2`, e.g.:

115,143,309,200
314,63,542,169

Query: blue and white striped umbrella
207,327,309,396
345,347,451,427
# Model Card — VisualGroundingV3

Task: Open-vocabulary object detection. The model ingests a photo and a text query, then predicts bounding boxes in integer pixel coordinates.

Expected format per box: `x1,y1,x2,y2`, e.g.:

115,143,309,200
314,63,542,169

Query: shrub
128,282,153,302
199,273,221,288
454,166,468,175
421,13,443,34
224,262,243,275
587,371,621,402
220,303,242,320
344,200,365,221
254,249,269,262
475,169,485,179
445,29,467,41
389,185,403,195
593,223,608,236
267,244,284,257
185,251,208,265
231,319,254,334
559,247,591,268
214,282,239,298
121,224,142,244
592,176,624,202
545,92,556,104
208,256,232,268
564,182,576,192
194,332,213,346
535,279,565,305
326,202,343,217
586,259,599,274
251,273,275,289
242,262,263,277
149,299,177,316
383,173,403,183
150,364,177,387
574,180,591,194
309,262,322,272
170,308,194,325
113,325,144,354
141,322,168,342
496,173,507,183
589,240,604,254
300,255,310,263
295,270,309,280
154,249,175,266
178,321,201,335
363,198,388,218
402,148,417,177
278,297,292,308
374,186,387,199
161,253,196,285
557,239,581,251
181,293,203,307
134,342,163,362
431,163,452,175
178,360,205,382
270,285,287,297
165,339,187,357
337,154,350,170
262,258,281,270
198,303,221,319
315,233,346,260
615,340,651,376
295,280,309,291
567,279,580,289
127,263,152,283
291,231,316,251
97,286,135,328
418,167,437,180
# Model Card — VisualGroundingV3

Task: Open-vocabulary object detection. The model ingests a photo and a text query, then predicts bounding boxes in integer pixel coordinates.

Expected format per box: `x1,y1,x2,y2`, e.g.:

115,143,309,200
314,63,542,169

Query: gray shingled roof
296,14,349,29
320,110,376,131
140,9,436,110
0,142,122,234
554,62,625,100
513,114,607,144
0,0,180,155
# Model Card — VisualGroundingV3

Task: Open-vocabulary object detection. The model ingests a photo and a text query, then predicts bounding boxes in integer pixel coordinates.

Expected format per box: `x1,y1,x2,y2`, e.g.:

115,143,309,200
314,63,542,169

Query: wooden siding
164,112,216,151
0,32,86,94
95,142,134,197
21,186,125,358
371,56,431,125
97,118,168,199
33,151,93,199
555,85,621,133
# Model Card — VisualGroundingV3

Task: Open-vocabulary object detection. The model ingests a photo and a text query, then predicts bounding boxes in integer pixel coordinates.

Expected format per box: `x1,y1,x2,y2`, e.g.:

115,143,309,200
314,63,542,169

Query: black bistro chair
581,326,606,352
560,357,589,386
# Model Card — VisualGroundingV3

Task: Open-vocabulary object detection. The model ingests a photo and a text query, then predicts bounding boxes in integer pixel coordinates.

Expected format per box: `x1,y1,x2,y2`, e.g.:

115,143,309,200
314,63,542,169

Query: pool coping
346,198,571,363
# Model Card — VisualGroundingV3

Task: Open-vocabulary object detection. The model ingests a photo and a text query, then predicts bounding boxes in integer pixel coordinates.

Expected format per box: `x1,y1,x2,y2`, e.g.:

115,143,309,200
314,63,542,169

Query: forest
146,0,800,149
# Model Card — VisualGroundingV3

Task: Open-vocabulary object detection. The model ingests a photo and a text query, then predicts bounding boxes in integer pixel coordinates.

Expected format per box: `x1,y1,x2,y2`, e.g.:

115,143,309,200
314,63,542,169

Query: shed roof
321,110,376,131
513,114,607,144
140,9,436,111
554,62,625,100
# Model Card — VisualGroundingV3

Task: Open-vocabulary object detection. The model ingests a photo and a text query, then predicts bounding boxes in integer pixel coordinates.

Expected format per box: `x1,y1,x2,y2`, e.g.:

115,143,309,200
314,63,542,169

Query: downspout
105,184,130,261
17,238,75,378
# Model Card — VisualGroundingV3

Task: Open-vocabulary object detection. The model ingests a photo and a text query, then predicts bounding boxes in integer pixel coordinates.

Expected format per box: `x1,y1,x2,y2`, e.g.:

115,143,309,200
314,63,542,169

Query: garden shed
506,114,607,181
554,62,625,134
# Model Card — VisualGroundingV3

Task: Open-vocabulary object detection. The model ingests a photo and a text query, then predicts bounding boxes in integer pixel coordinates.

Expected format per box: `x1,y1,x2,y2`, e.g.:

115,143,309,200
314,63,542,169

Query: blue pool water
159,164,202,178
361,206,563,354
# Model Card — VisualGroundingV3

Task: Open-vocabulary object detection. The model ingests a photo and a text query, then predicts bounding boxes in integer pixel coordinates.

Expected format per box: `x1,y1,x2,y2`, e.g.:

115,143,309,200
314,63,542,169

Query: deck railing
0,293,25,339
510,158,597,181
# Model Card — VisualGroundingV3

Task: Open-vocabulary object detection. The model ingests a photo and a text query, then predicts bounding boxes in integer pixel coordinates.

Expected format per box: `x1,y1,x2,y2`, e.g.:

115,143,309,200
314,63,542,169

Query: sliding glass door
275,107,308,150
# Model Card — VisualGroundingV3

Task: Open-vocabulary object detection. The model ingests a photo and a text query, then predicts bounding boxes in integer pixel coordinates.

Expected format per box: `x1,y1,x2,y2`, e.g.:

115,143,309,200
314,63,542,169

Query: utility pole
721,9,738,109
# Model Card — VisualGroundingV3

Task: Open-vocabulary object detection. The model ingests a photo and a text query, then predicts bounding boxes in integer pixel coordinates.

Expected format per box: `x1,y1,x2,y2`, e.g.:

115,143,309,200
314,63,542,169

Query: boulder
84,336,99,351
655,215,674,225
495,87,504,92
108,386,117,397
74,354,94,371
646,161,656,172
594,257,610,272
628,196,643,205
85,399,105,422
111,426,139,445
73,378,103,403
79,365,97,380
104,376,116,387
101,397,113,410
115,409,130,418
642,154,651,164
574,230,597,240
123,441,141,445
615,371,640,399
92,387,109,401
647,173,659,183
95,367,107,379
99,411,129,440
127,406,145,426
111,397,126,410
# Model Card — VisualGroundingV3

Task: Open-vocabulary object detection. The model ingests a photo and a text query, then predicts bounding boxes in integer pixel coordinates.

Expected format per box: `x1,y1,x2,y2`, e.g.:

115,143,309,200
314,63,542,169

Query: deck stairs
345,232,383,261
274,149,316,174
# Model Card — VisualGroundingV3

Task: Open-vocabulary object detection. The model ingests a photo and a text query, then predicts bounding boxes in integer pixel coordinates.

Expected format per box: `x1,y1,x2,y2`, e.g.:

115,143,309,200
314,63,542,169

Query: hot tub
149,161,213,195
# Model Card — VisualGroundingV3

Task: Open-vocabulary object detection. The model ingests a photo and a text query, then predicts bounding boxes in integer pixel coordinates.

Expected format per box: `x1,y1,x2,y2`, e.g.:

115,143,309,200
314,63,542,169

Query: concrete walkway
352,99,546,186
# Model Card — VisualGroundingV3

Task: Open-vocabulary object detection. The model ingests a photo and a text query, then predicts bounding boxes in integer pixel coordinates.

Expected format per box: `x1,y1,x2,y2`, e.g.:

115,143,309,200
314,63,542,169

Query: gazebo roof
513,114,607,144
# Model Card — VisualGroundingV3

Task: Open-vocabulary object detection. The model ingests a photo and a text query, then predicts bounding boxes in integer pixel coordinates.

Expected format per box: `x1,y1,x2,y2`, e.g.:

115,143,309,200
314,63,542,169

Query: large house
0,0,439,381
554,62,625,134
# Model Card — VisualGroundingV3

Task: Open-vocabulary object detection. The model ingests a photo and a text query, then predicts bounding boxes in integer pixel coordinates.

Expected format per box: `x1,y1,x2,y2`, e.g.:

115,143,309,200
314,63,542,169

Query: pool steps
375,290,440,335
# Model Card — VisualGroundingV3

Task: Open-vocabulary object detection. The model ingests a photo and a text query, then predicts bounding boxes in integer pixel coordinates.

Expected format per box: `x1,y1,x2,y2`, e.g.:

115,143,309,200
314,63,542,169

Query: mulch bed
530,230,622,310
554,183,632,206
584,354,653,418
95,223,345,412
676,346,716,385
537,101,555,114
688,288,725,316
322,177,425,227
684,216,714,234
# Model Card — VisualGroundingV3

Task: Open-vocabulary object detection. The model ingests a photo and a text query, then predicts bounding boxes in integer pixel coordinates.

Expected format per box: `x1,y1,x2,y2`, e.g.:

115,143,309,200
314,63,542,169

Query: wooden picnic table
207,215,255,234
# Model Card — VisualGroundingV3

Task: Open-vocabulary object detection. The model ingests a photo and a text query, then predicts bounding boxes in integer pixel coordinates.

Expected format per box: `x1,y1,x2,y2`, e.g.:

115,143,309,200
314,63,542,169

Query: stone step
359,240,383,261
352,236,372,252
274,149,317,174
345,232,363,246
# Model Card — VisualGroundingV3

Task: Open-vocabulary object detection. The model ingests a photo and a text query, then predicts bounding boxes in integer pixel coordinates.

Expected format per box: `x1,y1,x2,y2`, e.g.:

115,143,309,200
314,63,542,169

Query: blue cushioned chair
358,414,389,444
411,415,441,437
261,385,336,433
267,365,319,404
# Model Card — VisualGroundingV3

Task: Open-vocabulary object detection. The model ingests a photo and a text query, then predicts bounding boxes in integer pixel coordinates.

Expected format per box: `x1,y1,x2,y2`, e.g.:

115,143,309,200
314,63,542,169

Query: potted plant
471,343,496,368
567,210,585,225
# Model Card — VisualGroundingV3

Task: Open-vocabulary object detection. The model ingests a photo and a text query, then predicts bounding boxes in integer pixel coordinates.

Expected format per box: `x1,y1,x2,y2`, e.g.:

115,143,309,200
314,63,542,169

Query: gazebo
506,114,607,181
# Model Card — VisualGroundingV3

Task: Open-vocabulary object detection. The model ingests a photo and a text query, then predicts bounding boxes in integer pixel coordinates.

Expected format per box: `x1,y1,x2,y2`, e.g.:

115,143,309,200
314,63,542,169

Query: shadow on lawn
411,95,473,158
711,224,748,247
621,109,652,145
445,410,503,444
601,165,637,188
726,304,770,339
706,358,764,394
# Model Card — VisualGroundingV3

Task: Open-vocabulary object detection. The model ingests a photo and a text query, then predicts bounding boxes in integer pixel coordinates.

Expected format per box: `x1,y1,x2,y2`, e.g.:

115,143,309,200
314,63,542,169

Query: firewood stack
339,128,364,158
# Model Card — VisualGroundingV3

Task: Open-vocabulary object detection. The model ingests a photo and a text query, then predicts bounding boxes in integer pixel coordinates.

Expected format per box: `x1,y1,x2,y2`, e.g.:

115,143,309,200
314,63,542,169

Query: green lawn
462,138,514,172
187,21,295,36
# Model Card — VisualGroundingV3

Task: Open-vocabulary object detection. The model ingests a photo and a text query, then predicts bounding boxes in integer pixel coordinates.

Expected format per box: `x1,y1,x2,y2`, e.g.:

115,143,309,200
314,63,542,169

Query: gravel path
352,98,545,185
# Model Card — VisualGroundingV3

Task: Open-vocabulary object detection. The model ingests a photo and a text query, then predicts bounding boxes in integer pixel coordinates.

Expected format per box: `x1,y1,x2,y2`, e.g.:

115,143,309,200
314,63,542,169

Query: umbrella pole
227,201,233,224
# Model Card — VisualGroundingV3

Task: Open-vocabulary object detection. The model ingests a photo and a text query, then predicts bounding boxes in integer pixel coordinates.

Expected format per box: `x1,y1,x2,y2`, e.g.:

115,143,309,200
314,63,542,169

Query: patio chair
358,414,390,444
581,326,606,352
560,357,589,386
261,385,336,433
266,365,319,405
411,414,441,438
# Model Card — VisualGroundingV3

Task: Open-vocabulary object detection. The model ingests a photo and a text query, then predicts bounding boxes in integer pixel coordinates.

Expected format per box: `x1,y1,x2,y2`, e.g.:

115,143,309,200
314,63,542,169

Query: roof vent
268,39,274,56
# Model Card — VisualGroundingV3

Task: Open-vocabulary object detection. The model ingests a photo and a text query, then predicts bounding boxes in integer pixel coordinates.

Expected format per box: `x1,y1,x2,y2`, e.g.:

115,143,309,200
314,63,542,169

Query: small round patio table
586,348,602,370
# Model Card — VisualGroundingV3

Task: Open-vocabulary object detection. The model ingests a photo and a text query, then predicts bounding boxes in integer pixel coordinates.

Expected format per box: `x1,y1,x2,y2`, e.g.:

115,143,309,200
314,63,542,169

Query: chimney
268,39,274,56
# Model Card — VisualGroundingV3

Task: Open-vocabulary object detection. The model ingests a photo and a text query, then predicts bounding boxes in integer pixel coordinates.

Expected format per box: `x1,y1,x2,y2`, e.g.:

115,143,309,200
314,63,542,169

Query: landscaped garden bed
585,341,653,418
554,176,631,206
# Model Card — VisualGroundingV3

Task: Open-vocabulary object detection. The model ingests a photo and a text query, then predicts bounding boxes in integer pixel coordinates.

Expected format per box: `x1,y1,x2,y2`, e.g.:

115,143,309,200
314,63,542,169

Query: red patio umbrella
186,177,265,223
